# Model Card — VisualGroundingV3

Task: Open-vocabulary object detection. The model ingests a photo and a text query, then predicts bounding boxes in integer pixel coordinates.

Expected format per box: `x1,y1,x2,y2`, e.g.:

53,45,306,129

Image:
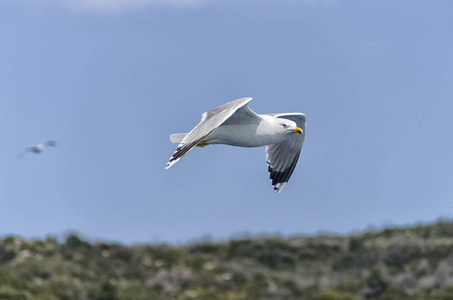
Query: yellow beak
292,127,303,134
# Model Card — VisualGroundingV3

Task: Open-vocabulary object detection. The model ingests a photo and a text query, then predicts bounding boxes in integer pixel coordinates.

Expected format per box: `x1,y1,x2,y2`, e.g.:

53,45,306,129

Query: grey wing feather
166,97,253,169
44,141,57,147
219,102,262,126
17,146,39,158
266,142,301,193
265,113,306,193
17,148,32,159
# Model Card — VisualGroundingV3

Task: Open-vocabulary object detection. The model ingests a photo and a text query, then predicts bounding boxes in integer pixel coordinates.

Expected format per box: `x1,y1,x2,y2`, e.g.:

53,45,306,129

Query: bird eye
282,124,287,128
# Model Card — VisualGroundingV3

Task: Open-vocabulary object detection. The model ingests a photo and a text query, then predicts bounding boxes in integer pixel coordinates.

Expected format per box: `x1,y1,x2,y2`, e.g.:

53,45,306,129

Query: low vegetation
2,220,453,299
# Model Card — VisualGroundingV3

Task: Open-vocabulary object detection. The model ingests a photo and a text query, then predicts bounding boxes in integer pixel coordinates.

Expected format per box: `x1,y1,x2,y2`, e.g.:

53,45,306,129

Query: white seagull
166,97,306,193
18,141,57,158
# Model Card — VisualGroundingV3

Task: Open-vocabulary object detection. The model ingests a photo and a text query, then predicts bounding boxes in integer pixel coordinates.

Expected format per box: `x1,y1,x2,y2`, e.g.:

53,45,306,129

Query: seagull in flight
166,97,306,193
18,141,57,158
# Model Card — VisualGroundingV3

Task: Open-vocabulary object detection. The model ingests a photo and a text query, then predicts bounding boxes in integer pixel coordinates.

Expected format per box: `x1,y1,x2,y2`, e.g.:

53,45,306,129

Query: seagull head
279,119,303,135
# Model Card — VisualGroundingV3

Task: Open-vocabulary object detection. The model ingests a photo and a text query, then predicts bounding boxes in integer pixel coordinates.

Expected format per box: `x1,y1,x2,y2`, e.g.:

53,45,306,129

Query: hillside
1,221,453,299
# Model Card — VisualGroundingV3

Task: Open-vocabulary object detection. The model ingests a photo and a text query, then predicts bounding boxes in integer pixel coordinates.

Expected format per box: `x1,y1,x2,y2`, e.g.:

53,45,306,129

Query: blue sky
1,0,452,244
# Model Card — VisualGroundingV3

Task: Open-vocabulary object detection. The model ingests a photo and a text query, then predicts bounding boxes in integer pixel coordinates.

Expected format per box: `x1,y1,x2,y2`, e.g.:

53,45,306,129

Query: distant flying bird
166,97,306,193
18,141,57,158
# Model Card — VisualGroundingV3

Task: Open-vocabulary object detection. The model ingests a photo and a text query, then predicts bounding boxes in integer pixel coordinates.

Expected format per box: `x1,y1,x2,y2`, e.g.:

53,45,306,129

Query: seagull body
18,141,56,158
166,97,306,193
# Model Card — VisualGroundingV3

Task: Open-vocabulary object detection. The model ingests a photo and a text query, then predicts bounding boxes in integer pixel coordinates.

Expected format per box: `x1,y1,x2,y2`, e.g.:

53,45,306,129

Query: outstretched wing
17,146,39,158
265,113,306,193
44,141,57,147
17,148,32,159
166,97,254,169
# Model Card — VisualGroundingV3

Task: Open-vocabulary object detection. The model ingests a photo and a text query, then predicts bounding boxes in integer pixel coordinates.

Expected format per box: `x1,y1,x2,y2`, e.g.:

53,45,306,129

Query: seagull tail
170,133,187,144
